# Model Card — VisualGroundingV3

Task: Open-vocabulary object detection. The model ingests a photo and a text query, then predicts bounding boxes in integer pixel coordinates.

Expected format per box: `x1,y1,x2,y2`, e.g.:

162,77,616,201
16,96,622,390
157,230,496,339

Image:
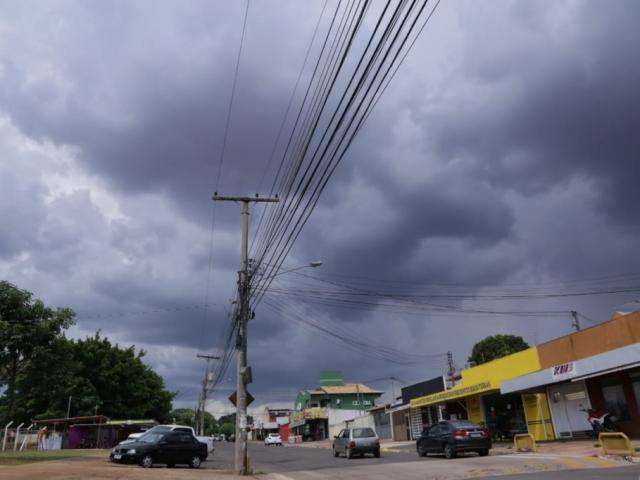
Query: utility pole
196,353,220,435
213,193,279,475
570,310,581,332
446,351,456,387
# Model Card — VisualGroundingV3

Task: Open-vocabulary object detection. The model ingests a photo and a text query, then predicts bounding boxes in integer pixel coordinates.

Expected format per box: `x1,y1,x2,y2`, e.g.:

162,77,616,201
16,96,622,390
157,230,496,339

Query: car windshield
142,426,170,435
352,428,376,438
138,433,165,444
450,421,478,429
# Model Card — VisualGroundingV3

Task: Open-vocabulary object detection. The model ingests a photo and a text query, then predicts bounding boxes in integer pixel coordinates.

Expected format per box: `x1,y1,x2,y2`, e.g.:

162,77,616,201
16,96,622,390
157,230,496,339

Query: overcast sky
1,0,638,416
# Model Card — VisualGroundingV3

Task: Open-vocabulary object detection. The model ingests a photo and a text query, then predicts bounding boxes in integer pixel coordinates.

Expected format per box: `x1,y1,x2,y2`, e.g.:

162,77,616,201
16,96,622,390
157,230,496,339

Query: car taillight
453,429,469,439
349,441,356,448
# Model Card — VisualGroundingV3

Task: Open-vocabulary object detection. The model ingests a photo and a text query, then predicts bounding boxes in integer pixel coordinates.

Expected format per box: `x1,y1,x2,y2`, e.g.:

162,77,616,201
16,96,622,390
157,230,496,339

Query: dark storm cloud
0,0,326,226
1,0,639,409
427,0,640,225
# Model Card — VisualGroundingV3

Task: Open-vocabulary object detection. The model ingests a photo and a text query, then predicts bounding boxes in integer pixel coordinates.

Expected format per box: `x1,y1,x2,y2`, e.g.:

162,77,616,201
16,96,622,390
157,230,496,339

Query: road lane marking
268,473,298,480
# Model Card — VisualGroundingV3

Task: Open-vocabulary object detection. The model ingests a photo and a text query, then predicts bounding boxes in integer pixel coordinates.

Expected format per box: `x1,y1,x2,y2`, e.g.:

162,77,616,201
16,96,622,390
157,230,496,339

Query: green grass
0,449,106,466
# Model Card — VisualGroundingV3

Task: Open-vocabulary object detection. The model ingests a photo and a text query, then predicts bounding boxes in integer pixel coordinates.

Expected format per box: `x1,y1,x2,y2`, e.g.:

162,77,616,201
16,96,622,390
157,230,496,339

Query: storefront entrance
547,380,592,438
482,392,527,441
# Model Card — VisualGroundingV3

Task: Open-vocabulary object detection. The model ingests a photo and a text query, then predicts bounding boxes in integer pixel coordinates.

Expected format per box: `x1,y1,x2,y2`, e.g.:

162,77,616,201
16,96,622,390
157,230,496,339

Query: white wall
329,411,376,438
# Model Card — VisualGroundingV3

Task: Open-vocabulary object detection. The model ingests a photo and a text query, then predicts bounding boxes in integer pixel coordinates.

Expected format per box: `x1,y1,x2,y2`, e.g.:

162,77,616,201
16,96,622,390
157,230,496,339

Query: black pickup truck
110,430,208,468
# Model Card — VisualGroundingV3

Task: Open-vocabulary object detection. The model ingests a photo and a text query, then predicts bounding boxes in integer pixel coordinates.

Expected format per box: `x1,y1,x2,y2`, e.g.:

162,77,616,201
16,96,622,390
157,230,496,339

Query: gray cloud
1,0,639,409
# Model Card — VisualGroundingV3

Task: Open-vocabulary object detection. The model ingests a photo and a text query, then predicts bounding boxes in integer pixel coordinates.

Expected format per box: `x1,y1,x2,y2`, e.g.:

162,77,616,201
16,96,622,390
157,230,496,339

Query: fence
0,423,69,452
1,423,40,452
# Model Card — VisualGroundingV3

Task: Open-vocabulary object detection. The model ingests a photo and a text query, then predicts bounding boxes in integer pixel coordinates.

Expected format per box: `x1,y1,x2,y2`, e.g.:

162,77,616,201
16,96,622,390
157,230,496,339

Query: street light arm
257,261,322,280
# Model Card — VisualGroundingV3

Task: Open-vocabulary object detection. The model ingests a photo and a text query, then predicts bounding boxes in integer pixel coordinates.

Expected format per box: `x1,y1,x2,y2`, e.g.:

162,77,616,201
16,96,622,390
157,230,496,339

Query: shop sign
565,391,586,401
291,407,328,421
410,381,494,408
289,419,305,428
303,407,328,419
551,362,576,381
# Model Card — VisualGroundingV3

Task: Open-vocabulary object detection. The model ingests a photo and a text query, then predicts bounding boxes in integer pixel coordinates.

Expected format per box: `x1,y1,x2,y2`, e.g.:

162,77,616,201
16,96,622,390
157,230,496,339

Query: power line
250,1,442,310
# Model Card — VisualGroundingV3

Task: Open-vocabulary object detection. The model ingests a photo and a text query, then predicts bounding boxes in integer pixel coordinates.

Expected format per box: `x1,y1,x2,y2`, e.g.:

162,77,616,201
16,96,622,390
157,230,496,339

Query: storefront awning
571,360,640,382
501,343,640,394
410,380,496,408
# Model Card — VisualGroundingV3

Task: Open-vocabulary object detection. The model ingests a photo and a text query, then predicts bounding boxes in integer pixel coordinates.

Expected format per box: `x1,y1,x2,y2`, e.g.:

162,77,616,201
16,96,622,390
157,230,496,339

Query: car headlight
127,449,136,454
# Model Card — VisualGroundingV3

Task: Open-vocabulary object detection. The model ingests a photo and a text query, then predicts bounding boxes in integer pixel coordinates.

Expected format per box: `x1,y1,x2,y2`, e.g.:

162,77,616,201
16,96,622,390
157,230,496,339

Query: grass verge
0,449,106,466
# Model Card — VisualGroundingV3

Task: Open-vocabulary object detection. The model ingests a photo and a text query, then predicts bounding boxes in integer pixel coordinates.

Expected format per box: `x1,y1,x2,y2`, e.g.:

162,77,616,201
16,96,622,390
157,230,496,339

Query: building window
353,401,360,406
601,376,630,421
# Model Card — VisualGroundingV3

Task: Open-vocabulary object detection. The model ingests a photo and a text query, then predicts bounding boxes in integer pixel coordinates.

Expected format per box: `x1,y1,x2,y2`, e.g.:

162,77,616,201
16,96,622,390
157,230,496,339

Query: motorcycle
584,408,617,438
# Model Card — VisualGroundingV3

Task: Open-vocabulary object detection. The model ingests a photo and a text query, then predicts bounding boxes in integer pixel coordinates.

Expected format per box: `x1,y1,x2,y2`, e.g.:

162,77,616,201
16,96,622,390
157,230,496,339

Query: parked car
332,427,380,459
110,430,208,468
264,433,283,446
196,435,215,453
117,424,195,446
416,420,491,459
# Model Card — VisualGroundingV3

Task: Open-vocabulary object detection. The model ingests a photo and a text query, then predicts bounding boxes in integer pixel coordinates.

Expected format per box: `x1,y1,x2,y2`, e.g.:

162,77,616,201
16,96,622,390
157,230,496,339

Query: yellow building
410,348,555,441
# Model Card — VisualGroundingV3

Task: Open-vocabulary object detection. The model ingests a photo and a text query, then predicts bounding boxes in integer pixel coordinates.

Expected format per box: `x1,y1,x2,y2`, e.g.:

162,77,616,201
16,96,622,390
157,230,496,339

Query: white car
264,433,283,446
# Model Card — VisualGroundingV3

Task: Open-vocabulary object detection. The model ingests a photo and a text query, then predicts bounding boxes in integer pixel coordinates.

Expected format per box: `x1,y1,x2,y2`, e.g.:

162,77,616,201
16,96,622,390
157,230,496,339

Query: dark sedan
416,420,491,459
110,430,208,468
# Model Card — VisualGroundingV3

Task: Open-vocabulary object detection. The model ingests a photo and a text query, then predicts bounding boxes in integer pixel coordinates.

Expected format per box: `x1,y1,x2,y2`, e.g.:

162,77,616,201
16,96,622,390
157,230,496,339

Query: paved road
207,442,420,472
206,442,637,479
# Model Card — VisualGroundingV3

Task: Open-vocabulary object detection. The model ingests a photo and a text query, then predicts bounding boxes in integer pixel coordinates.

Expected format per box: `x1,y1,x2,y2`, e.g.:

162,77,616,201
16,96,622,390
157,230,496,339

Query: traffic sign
228,390,254,407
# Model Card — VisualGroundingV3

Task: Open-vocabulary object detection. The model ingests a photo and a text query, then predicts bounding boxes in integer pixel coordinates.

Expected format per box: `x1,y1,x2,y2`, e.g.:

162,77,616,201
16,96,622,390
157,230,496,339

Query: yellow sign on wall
410,348,542,409
411,381,494,408
462,348,541,386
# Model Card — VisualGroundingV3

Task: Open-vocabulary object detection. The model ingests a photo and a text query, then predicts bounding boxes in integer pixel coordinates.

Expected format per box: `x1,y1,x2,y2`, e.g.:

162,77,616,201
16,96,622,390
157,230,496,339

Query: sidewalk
288,437,640,459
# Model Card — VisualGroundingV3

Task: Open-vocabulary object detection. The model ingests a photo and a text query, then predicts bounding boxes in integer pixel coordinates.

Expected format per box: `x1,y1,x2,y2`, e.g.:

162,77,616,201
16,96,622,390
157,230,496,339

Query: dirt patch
0,455,258,480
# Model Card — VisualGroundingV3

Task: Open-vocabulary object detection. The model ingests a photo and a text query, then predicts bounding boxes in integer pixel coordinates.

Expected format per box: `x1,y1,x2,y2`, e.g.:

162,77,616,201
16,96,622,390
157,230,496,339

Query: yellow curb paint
582,456,619,468
556,457,588,470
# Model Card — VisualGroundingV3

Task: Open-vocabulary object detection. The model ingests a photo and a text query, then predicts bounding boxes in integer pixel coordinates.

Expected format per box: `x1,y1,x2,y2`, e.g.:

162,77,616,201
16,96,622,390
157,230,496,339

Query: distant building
252,407,292,440
291,371,383,440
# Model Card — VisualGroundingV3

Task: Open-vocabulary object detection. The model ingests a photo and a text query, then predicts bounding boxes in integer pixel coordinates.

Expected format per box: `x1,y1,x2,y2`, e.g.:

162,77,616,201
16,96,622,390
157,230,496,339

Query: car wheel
417,445,427,457
346,448,353,459
374,448,381,458
166,463,175,468
478,449,489,457
140,455,153,468
189,456,202,469
333,447,339,458
444,444,457,459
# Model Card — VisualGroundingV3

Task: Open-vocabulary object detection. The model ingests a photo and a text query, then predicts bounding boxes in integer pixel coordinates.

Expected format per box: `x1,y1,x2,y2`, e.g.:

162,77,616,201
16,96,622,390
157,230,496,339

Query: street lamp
258,261,323,280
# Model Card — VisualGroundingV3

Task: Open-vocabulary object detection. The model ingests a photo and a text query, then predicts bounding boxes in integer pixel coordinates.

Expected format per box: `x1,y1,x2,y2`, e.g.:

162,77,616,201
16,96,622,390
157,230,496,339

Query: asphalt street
206,441,420,472
205,442,640,479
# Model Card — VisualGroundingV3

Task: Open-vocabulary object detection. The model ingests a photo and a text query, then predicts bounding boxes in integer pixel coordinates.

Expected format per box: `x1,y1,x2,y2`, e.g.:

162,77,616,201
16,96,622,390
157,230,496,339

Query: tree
468,334,529,366
0,281,75,422
169,408,218,435
69,333,176,422
12,333,176,424
2,281,177,425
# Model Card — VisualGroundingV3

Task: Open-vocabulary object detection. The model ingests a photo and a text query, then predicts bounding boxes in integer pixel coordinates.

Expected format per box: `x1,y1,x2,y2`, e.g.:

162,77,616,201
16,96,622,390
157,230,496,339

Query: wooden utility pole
196,353,220,435
213,193,279,475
